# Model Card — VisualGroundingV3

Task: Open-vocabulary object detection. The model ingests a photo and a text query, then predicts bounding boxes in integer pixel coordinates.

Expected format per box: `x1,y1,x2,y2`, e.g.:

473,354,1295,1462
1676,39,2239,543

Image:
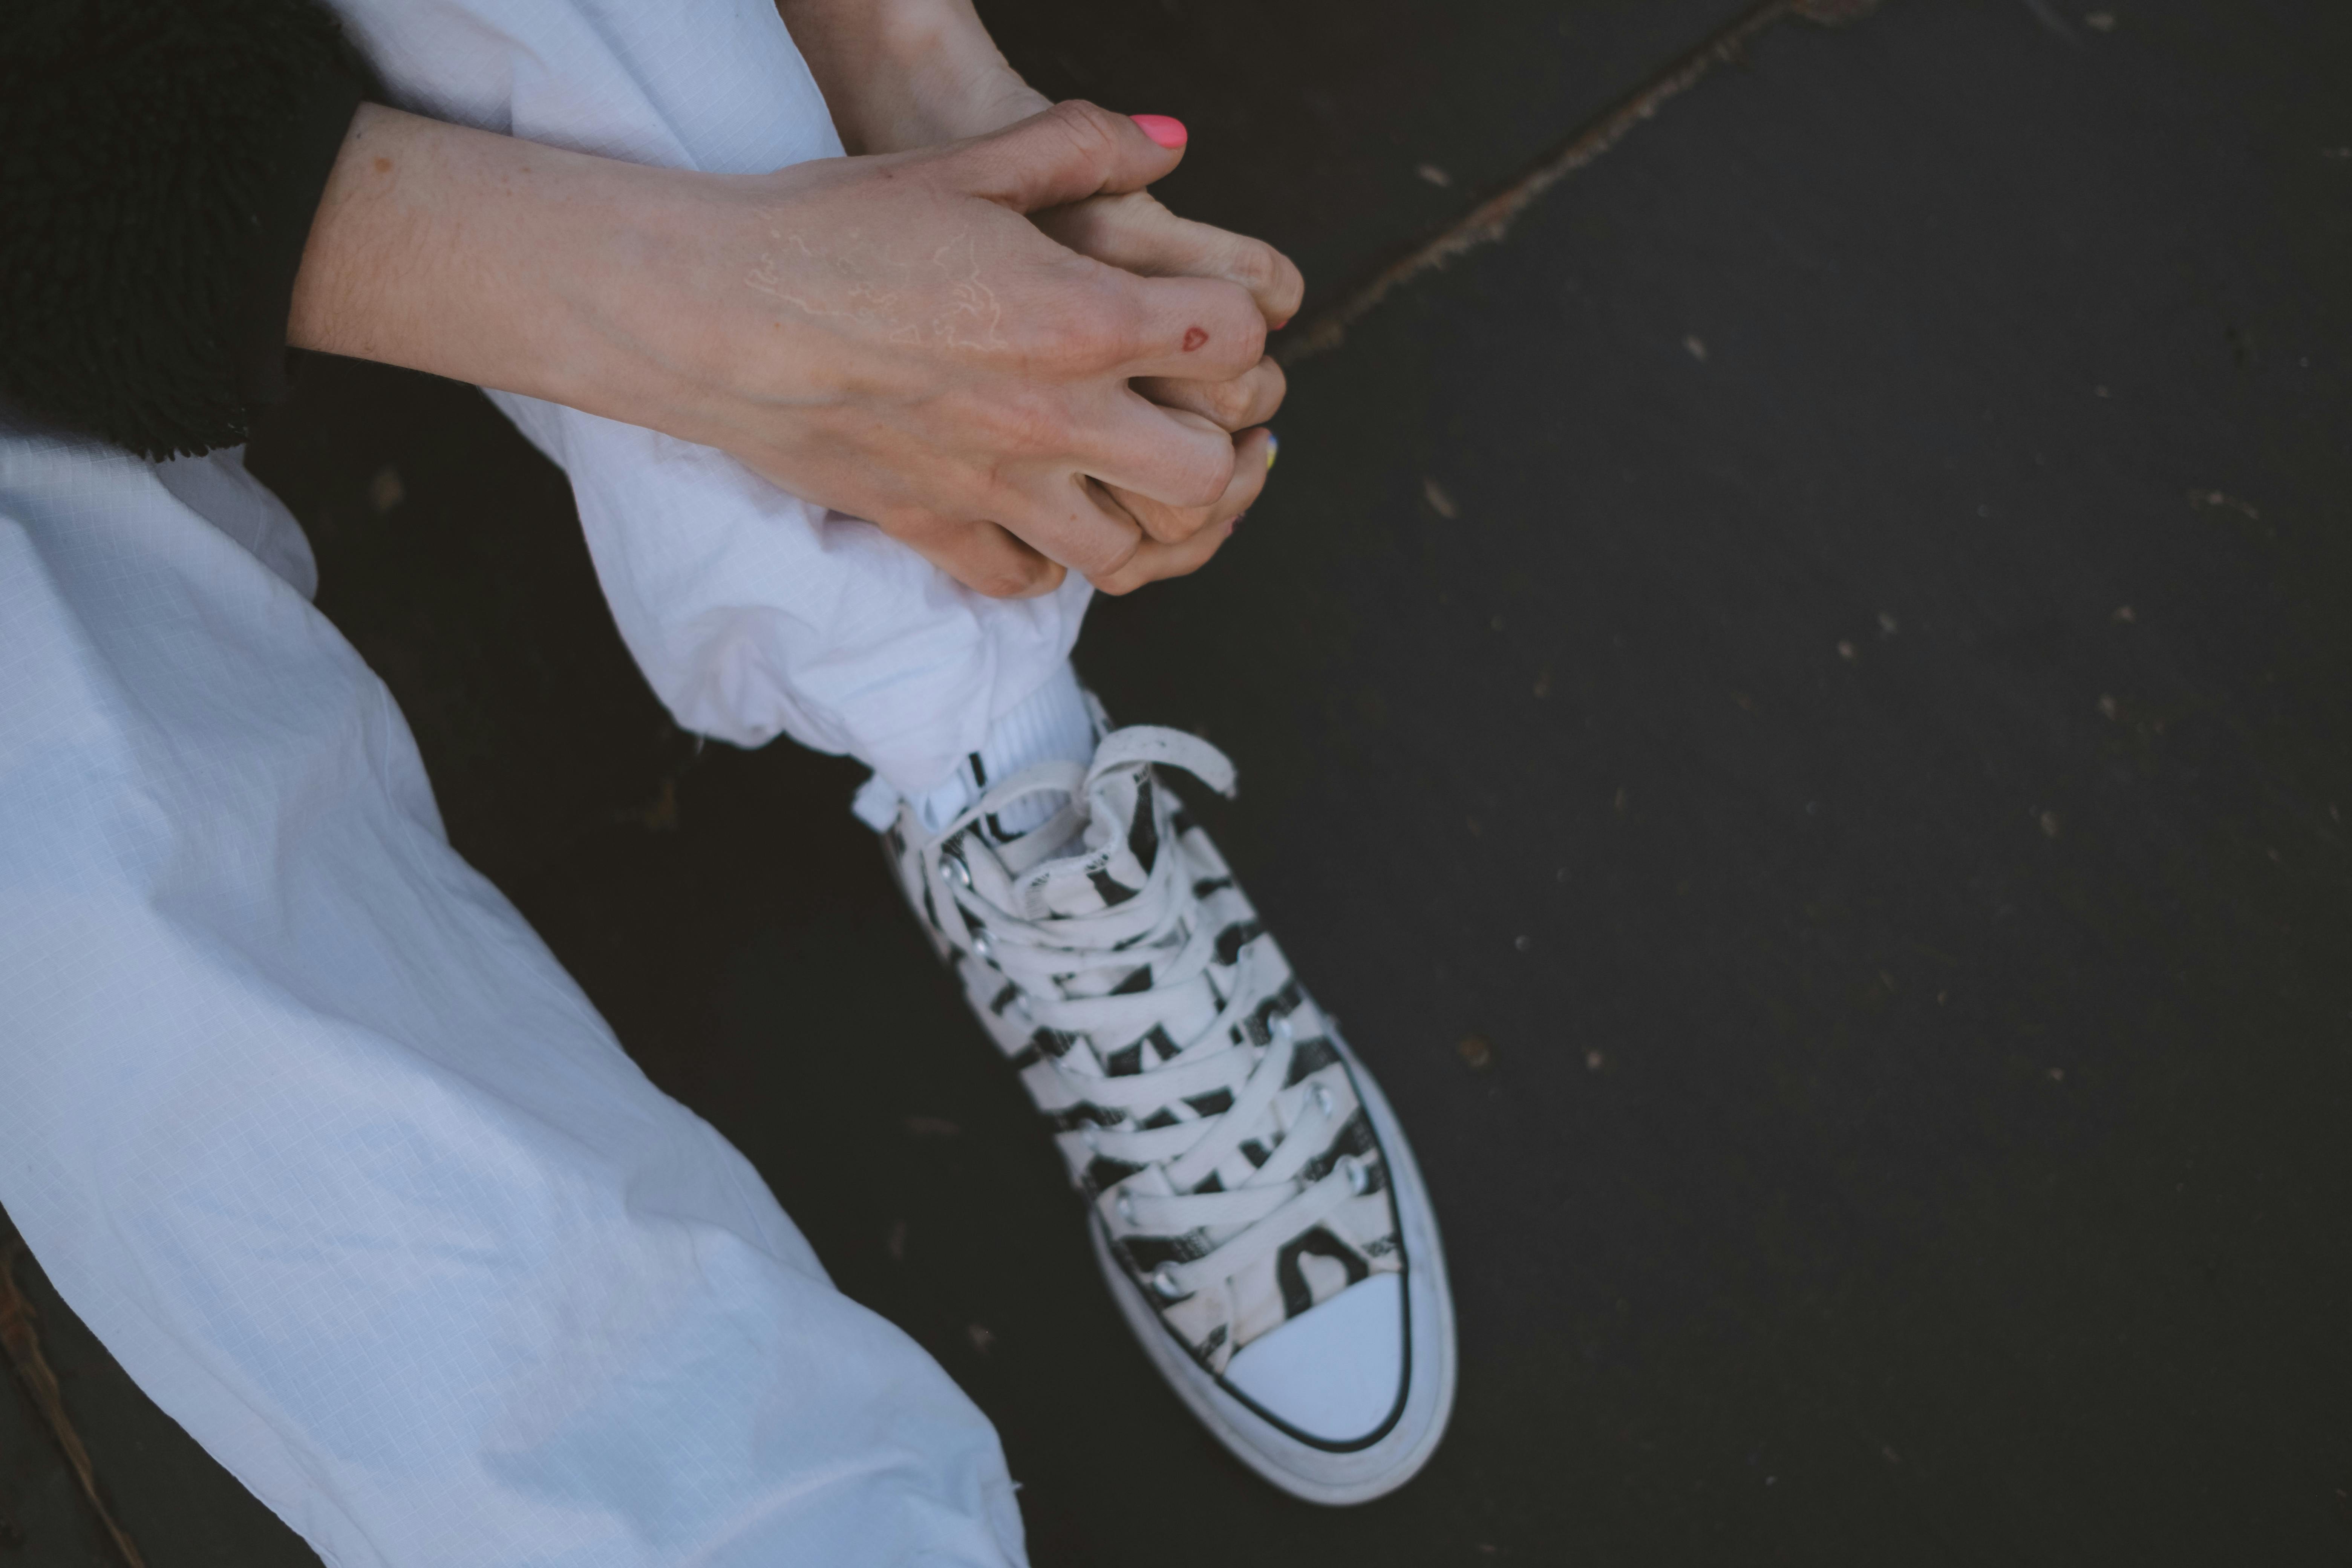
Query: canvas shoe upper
881,723,1456,1503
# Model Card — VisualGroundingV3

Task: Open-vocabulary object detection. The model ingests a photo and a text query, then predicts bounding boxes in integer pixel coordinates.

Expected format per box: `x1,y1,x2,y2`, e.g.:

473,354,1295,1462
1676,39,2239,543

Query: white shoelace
910,728,1373,1306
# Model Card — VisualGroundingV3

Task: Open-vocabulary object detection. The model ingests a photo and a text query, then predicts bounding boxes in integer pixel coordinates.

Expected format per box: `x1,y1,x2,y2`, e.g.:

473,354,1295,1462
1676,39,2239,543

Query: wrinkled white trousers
0,2,1096,1565
340,0,1093,799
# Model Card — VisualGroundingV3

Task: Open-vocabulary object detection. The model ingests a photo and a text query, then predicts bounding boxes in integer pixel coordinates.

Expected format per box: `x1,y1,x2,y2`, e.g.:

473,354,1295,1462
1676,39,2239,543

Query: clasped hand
633,101,1295,597
292,99,1300,599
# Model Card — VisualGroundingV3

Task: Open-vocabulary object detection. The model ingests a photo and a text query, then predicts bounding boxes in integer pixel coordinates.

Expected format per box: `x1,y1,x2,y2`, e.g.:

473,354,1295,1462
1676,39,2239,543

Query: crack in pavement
1277,0,1886,367
2,1229,146,1568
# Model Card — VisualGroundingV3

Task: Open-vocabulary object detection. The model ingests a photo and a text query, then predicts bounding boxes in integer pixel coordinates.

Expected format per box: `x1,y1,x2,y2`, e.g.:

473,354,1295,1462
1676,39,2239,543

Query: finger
1089,455,1262,595
987,471,1149,581
1090,519,1231,594
1100,425,1272,545
1109,270,1268,380
1133,356,1288,433
1067,392,1237,509
892,516,1069,600
1035,191,1306,327
948,100,1188,214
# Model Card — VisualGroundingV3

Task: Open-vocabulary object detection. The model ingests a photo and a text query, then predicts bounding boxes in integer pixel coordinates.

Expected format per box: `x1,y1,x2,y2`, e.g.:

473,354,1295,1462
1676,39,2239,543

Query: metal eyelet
1273,1014,1295,1041
1312,1082,1336,1117
1116,1192,1136,1224
1148,1263,1185,1300
943,853,973,890
1082,1128,1101,1152
1340,1154,1371,1196
969,929,993,959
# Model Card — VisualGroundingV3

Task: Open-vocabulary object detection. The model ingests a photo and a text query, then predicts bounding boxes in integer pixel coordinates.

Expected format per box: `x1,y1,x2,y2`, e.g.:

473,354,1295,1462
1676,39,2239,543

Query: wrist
777,0,1045,153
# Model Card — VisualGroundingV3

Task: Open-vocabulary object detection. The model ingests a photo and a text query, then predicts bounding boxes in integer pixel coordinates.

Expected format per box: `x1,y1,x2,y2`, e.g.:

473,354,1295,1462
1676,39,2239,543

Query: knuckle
1177,441,1235,509
1076,527,1142,581
1216,299,1269,365
1090,288,1153,366
1016,282,1139,374
1207,379,1256,429
1090,553,1154,596
1007,322,1084,377
1136,500,1201,544
1046,99,1121,161
978,387,1076,458
976,558,1052,599
1224,239,1283,296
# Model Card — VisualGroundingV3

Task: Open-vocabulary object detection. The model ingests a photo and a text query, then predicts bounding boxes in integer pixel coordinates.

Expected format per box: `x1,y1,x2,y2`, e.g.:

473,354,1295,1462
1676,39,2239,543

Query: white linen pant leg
326,0,1094,798
0,427,1027,1568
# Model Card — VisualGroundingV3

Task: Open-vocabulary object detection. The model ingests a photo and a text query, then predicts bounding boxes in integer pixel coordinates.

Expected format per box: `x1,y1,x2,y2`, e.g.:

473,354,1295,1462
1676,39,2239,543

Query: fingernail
1130,114,1188,150
1265,433,1280,472
1225,513,1242,535
1272,316,1292,331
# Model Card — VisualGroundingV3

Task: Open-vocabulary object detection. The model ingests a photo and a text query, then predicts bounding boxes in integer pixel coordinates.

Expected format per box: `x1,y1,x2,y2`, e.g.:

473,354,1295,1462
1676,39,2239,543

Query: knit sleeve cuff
0,0,375,457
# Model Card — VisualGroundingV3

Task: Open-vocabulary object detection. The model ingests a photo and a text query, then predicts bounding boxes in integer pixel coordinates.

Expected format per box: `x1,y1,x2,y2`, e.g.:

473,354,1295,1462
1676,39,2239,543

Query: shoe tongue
998,763,1162,922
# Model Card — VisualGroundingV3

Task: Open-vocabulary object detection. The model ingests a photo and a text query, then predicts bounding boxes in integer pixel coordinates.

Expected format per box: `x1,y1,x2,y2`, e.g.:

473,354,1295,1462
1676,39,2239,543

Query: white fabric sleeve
0,427,1027,1568
325,0,1093,797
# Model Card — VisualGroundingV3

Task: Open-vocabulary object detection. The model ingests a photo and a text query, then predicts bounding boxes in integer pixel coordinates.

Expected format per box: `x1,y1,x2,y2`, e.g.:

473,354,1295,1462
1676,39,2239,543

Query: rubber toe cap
1221,1273,1406,1445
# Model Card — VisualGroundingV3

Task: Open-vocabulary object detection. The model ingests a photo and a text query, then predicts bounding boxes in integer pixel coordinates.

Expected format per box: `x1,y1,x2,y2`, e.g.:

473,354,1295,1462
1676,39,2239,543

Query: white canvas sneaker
879,720,1457,1504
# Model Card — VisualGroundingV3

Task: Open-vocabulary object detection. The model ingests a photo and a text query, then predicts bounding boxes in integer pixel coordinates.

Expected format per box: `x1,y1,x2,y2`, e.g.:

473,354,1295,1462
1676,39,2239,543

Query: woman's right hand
292,101,1274,597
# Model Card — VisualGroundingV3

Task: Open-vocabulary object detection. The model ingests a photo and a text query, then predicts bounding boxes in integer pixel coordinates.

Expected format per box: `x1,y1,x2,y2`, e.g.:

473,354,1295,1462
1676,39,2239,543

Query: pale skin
287,0,1304,599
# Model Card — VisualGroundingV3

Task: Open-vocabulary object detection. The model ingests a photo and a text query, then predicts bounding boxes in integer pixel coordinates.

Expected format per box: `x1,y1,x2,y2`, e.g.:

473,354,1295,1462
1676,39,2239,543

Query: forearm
287,104,732,428
773,0,1046,153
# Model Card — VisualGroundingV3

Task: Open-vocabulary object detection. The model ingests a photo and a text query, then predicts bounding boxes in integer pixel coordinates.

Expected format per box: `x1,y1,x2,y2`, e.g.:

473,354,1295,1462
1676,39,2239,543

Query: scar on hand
1182,326,1208,352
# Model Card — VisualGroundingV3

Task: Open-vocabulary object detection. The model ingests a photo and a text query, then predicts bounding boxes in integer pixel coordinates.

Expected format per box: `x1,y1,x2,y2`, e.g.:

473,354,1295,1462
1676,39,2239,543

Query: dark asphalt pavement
5,2,2348,1563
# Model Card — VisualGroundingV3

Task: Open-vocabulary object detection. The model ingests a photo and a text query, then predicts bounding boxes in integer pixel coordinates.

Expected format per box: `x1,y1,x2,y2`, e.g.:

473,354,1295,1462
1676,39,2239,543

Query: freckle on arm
372,156,393,175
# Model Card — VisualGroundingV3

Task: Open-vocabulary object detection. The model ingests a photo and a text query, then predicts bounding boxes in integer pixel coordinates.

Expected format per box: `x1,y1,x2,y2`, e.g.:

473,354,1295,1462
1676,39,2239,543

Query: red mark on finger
1182,327,1209,352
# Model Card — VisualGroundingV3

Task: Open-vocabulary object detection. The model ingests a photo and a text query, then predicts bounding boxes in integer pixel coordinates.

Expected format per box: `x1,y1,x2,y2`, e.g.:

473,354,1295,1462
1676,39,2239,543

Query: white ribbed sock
899,662,1099,836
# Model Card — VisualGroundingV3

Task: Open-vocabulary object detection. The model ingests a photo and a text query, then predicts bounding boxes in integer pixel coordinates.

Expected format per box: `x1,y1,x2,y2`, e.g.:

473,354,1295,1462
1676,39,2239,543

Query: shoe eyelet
1312,1083,1335,1117
1340,1154,1371,1196
969,929,993,959
1273,1014,1295,1041
1148,1263,1184,1300
1116,1192,1136,1224
1082,1128,1101,1152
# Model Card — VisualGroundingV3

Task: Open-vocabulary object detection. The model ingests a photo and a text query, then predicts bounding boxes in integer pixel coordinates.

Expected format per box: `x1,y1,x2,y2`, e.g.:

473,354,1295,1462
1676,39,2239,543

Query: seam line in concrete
2,1232,147,1568
1277,0,1885,367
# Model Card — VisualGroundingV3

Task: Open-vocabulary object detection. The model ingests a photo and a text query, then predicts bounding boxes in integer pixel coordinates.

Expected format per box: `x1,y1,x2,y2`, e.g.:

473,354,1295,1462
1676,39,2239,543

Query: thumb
947,100,1188,214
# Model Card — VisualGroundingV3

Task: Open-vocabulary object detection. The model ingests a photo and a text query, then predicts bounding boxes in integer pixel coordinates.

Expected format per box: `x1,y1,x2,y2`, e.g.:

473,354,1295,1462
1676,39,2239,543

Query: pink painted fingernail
1130,114,1188,150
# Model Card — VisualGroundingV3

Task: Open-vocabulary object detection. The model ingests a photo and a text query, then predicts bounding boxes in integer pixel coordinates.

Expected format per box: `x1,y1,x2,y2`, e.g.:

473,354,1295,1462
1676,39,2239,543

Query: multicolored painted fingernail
1265,433,1280,472
1130,114,1188,149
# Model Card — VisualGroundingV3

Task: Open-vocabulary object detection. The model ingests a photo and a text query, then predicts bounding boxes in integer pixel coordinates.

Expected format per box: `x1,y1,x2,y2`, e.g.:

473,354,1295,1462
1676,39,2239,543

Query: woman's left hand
777,0,1301,568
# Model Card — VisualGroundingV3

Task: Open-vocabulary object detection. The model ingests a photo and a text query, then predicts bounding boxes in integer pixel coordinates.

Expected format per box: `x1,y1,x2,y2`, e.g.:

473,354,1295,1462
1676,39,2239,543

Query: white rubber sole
1087,1026,1458,1505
